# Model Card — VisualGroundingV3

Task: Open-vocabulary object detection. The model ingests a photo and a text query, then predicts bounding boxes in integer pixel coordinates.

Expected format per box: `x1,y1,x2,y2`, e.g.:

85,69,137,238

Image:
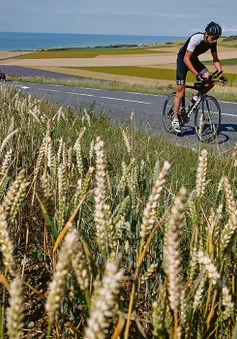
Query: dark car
0,70,6,81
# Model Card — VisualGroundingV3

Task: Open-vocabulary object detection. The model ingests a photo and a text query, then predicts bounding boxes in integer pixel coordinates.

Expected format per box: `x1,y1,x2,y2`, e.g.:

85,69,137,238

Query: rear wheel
162,93,176,133
194,95,221,142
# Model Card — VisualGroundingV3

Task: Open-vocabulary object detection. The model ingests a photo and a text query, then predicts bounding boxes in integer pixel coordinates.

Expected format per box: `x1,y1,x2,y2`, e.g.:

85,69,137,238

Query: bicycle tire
162,92,176,134
194,95,221,143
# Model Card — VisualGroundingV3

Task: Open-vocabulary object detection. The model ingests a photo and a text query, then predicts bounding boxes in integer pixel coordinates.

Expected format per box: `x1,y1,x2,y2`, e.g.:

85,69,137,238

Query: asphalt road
4,78,237,150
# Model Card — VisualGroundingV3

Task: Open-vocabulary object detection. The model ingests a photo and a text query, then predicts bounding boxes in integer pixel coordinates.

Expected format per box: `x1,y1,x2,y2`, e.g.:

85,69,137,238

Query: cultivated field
0,51,33,61
3,49,237,68
2,38,237,88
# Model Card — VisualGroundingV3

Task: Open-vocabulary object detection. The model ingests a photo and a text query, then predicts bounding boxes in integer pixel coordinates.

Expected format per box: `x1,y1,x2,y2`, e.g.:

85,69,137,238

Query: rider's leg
171,85,185,133
172,58,188,133
173,85,185,118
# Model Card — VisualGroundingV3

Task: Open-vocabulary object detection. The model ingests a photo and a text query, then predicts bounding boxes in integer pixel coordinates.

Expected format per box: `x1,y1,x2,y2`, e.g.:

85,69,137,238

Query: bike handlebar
185,71,226,91
201,70,223,83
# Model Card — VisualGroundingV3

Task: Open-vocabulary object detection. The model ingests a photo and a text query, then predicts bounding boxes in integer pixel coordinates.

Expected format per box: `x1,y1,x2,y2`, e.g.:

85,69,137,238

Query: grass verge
8,73,237,103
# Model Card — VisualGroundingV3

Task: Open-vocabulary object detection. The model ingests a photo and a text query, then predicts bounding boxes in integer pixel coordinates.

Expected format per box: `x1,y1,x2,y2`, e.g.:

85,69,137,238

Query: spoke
195,96,220,142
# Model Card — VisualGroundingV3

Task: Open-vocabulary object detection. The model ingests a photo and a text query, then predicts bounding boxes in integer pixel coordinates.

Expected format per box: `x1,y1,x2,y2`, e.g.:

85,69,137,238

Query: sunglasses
209,35,218,41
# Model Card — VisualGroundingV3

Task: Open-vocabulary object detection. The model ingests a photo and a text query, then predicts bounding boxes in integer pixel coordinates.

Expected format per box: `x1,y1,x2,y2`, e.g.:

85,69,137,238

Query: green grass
9,74,176,94
205,58,237,66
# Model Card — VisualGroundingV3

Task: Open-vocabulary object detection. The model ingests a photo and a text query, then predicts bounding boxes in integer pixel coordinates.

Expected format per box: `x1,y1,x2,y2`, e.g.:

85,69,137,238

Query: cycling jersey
178,32,217,58
176,32,217,85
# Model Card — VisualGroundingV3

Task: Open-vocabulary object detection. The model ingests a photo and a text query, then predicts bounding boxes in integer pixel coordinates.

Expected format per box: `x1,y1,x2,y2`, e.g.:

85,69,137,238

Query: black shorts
176,55,208,85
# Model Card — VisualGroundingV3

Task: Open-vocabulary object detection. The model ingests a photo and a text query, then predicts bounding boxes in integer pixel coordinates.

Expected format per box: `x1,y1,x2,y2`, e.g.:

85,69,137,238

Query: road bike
162,71,224,143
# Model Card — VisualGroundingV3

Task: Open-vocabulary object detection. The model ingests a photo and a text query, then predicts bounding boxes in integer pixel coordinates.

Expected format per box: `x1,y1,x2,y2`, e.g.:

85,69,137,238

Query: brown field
0,51,33,60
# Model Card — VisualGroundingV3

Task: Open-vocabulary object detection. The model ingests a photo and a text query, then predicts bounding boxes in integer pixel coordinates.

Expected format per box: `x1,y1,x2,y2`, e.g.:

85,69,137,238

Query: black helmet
205,21,222,38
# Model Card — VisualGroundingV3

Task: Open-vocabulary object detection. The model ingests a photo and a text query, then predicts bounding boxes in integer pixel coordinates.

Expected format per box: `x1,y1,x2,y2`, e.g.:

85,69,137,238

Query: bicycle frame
182,70,223,118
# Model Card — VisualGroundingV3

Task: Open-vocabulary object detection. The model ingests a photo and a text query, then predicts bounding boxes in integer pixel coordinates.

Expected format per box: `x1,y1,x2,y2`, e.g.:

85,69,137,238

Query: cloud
77,12,199,20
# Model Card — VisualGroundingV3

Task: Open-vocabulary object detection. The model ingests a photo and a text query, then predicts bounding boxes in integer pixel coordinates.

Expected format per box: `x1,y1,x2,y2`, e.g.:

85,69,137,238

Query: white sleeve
187,34,203,52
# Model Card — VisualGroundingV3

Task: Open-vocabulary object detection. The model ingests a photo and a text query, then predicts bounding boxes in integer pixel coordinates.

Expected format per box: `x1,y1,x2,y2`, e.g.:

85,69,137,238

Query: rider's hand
219,75,228,85
196,73,203,82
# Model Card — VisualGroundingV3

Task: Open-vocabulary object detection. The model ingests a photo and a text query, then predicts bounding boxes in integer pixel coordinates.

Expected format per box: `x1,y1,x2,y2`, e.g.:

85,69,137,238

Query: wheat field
0,84,237,338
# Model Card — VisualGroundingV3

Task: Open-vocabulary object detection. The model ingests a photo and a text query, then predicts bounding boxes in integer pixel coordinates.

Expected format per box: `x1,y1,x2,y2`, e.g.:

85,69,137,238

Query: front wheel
194,95,221,143
162,92,176,133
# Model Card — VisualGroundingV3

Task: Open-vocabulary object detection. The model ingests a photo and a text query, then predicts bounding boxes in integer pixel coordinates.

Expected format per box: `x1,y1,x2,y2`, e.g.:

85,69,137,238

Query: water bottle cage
187,98,201,117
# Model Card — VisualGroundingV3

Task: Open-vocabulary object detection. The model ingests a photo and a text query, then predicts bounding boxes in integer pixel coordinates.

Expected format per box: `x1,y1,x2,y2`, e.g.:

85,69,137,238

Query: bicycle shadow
219,124,237,133
181,123,237,144
181,125,196,136
218,124,237,144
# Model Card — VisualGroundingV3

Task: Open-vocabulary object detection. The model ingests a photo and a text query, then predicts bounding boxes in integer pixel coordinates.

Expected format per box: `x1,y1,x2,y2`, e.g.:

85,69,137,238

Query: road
7,80,237,149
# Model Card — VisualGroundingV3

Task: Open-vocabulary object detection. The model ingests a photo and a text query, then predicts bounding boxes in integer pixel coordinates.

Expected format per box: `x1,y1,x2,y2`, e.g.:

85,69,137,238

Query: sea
0,32,187,51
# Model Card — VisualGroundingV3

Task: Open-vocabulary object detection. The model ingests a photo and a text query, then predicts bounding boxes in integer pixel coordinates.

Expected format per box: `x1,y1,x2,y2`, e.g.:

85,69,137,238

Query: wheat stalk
84,258,124,339
196,149,208,199
164,187,188,312
140,161,170,238
45,230,78,322
6,276,24,339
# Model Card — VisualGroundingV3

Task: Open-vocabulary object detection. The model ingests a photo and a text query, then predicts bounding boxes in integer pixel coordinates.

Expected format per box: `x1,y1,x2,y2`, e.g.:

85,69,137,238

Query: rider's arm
211,51,222,73
183,50,199,77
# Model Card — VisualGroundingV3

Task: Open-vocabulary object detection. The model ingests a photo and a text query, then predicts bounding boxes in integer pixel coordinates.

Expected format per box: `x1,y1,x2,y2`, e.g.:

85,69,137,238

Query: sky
1,0,237,37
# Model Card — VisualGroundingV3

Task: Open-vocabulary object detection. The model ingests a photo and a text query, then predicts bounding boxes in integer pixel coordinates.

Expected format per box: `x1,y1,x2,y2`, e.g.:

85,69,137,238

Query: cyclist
172,21,227,133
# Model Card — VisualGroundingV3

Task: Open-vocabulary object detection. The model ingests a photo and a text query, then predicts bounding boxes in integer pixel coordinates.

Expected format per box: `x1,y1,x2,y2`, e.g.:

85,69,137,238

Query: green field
69,66,237,85
17,48,171,59
206,58,237,66
70,66,190,80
